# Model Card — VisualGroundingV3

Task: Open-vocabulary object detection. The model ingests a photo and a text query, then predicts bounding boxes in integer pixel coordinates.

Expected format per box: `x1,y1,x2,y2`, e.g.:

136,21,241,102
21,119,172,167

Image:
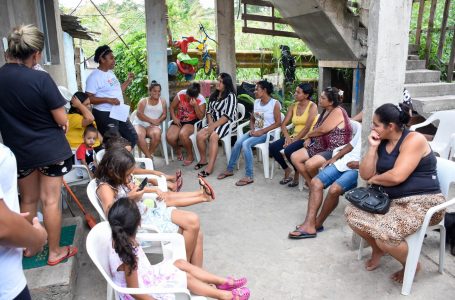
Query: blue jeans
227,133,267,178
316,164,358,193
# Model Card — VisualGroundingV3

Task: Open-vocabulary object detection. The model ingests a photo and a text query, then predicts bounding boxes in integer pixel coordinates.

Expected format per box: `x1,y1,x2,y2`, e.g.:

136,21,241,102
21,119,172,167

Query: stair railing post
437,0,451,61
447,34,455,83
415,0,426,47
424,0,437,67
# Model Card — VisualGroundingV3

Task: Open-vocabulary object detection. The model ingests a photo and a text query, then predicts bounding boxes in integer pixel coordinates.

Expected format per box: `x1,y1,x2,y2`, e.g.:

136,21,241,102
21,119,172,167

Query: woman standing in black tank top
345,103,445,284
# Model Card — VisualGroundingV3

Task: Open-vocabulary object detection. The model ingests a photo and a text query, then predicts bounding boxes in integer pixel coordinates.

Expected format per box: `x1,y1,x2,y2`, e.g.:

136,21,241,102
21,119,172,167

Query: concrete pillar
215,0,236,83
351,66,365,116
362,0,413,152
145,0,169,106
318,67,332,98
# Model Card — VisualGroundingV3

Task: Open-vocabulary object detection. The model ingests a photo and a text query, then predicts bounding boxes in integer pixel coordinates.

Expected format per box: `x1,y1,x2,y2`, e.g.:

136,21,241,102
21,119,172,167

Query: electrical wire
69,0,84,15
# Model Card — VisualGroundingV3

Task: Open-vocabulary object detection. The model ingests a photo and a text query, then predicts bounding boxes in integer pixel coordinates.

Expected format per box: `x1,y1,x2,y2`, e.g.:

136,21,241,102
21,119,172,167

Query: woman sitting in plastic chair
217,80,281,186
345,102,445,283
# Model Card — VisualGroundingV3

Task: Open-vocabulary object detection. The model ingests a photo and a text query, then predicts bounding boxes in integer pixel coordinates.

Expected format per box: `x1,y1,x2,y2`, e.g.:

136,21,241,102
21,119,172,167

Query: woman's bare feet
365,249,385,271
391,262,421,283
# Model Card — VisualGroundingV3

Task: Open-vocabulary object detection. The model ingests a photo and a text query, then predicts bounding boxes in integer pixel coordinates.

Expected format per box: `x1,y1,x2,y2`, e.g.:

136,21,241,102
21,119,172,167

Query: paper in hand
109,104,130,122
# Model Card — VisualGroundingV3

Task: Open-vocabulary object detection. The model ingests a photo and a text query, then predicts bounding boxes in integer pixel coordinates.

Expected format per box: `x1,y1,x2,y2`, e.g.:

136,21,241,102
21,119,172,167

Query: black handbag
345,185,391,214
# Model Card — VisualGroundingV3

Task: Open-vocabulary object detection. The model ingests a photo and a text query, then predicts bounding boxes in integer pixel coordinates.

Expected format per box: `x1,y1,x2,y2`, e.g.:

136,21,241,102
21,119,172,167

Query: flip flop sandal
288,228,317,239
176,153,184,161
198,170,210,178
194,162,208,170
279,177,293,185
175,169,182,181
182,160,193,166
217,172,234,180
47,245,78,266
235,178,254,186
287,181,299,188
198,176,215,200
176,176,183,192
295,225,324,232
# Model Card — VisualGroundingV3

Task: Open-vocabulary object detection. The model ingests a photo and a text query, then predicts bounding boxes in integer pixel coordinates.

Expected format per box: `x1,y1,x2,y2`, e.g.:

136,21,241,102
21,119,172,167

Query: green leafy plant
113,32,148,109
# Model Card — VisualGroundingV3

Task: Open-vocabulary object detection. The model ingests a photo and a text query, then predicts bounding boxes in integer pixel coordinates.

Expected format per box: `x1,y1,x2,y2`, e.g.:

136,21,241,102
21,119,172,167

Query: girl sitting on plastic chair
103,130,182,192
96,147,214,267
108,198,250,300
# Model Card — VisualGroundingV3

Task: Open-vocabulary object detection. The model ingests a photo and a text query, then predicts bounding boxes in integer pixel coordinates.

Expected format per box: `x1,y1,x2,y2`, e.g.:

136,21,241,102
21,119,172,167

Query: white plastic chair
130,110,169,165
235,113,284,179
357,157,455,295
86,221,206,300
220,103,246,164
168,119,206,163
270,123,295,180
449,133,455,161
410,110,455,159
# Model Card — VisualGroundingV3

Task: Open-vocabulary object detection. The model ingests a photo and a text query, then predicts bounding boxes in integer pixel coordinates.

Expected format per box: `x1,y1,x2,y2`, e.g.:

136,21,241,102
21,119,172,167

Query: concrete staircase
268,0,367,60
404,46,455,118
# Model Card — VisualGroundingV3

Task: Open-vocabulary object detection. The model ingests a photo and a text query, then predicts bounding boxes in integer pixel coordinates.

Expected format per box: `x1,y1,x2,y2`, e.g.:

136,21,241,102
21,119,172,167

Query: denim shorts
316,164,358,193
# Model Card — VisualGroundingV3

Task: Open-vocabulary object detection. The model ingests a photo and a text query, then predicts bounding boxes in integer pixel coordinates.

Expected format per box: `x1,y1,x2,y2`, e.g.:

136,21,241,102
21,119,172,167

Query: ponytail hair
7,24,44,60
256,79,274,95
108,197,141,275
374,102,412,130
323,87,343,107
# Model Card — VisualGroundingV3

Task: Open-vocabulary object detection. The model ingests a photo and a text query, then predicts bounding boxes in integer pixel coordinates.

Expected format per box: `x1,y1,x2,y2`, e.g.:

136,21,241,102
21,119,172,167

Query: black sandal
194,163,208,170
198,170,210,177
288,181,299,188
279,177,293,185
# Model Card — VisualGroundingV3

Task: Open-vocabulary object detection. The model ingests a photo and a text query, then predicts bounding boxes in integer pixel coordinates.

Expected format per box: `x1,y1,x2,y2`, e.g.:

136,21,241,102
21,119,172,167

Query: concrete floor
70,154,455,300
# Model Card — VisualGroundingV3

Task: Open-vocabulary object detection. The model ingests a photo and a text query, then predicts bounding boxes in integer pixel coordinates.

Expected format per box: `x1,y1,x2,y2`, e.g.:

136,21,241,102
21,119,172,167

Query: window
37,0,60,64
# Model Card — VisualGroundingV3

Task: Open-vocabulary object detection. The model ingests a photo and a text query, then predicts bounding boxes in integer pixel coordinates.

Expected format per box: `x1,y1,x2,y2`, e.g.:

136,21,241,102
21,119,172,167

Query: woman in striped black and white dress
195,73,237,177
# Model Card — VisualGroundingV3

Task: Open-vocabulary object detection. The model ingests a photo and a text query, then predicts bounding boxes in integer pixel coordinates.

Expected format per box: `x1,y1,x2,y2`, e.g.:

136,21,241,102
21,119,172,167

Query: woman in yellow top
66,92,101,149
269,83,318,187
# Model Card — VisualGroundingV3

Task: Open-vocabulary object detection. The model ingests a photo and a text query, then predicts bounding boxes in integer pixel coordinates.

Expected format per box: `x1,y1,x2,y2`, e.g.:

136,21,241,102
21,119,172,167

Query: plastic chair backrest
430,111,455,147
130,110,137,123
237,103,246,122
436,157,455,198
96,149,105,164
87,179,107,221
86,222,115,285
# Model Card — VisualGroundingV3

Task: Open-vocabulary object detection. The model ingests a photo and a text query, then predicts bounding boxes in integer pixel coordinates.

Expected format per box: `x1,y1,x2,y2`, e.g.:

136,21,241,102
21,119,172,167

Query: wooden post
437,0,451,60
216,0,237,83
424,0,437,66
415,0,425,47
447,34,455,82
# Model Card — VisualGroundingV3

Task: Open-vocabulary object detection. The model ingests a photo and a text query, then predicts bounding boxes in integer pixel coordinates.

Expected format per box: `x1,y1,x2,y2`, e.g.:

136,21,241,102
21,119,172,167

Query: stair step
404,82,455,98
408,55,419,60
412,95,455,117
408,44,419,55
405,70,440,84
406,60,426,70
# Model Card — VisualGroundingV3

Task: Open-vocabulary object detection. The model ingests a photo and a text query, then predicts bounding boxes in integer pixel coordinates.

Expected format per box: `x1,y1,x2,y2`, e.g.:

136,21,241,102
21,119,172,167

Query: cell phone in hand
137,177,148,191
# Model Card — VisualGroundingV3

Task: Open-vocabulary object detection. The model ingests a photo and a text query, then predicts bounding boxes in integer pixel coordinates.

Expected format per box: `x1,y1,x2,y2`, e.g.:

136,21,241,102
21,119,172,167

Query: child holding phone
95,147,214,267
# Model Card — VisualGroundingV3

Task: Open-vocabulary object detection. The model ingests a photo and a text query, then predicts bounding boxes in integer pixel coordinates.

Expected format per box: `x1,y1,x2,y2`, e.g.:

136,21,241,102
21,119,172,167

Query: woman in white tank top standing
133,81,167,158
217,80,282,186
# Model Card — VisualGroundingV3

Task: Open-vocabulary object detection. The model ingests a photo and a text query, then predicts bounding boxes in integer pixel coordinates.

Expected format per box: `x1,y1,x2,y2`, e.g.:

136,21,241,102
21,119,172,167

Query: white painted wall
63,32,77,93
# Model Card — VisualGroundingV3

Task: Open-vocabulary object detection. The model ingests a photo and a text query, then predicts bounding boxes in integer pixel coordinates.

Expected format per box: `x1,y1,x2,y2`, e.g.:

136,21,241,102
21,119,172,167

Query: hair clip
396,104,402,112
338,90,344,96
